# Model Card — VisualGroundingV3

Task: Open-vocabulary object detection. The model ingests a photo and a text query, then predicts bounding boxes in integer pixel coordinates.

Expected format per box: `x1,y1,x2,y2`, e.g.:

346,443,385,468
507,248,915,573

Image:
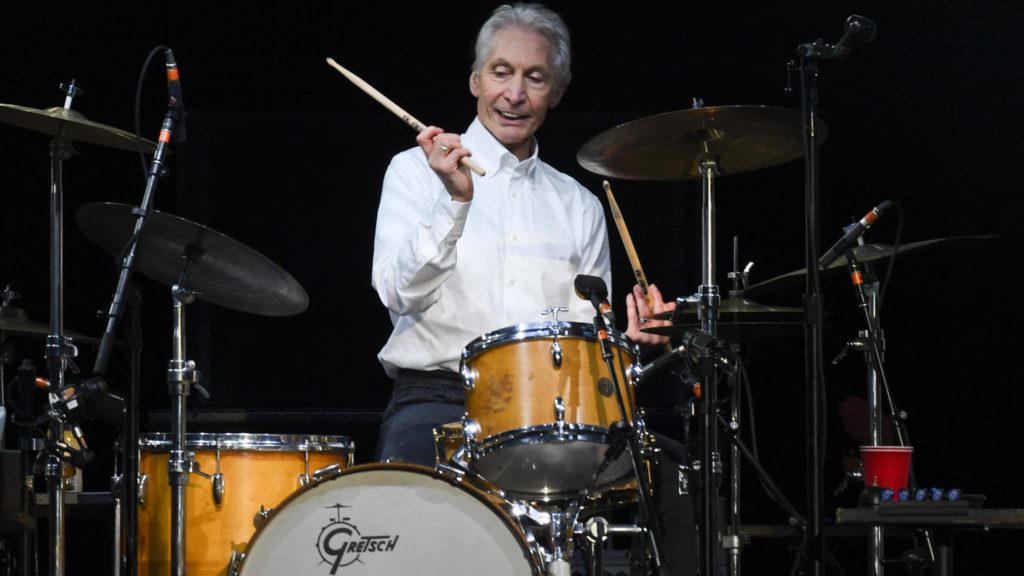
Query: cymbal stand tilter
836,250,935,575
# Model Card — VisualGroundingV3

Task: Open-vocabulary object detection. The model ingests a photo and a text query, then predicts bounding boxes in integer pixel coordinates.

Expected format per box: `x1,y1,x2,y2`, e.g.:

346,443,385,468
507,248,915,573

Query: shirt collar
463,117,539,180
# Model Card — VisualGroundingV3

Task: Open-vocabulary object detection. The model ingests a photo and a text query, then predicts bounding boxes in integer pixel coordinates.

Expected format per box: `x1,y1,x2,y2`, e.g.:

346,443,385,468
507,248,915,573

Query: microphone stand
794,16,877,575
793,47,827,576
92,110,177,576
841,251,936,575
587,305,666,573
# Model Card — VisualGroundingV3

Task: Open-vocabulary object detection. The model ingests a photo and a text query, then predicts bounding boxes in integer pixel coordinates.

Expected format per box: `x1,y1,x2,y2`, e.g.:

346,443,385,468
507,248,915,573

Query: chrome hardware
137,473,148,508
253,505,273,530
312,463,341,484
462,416,481,444
460,354,477,391
212,445,224,505
554,396,565,424
550,339,563,369
541,306,569,322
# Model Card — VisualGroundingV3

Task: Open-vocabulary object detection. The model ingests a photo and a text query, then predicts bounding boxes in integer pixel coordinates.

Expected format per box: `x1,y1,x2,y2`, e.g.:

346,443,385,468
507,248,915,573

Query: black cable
877,201,904,310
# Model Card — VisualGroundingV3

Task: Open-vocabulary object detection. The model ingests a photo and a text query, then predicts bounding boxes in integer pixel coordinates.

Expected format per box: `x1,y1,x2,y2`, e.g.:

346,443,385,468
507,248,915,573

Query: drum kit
0,73,994,576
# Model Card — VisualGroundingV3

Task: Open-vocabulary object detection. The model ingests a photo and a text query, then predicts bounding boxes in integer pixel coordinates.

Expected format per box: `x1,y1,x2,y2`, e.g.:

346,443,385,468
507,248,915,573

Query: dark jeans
375,370,697,576
376,369,467,465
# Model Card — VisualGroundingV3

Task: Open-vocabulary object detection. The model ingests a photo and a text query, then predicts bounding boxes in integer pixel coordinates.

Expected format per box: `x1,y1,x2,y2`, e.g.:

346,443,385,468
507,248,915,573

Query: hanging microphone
637,329,719,383
818,200,894,269
831,14,878,58
164,48,187,142
574,274,616,328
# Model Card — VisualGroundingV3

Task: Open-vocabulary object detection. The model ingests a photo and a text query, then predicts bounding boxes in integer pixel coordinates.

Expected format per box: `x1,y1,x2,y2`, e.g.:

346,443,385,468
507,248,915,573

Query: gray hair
472,3,572,100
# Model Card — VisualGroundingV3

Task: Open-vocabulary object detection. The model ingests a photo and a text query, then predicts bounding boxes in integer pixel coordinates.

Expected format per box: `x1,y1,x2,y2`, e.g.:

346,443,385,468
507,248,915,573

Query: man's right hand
418,126,475,202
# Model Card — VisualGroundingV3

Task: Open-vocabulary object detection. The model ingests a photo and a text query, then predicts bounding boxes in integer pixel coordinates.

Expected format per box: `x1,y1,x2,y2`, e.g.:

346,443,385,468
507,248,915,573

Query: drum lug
461,416,480,449
136,472,148,509
628,361,643,387
554,396,565,426
550,337,563,369
212,472,225,506
459,352,476,391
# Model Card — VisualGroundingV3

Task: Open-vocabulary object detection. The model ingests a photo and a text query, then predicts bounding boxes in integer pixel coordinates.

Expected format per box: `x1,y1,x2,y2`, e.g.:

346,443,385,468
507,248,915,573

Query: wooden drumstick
604,180,673,352
326,58,487,176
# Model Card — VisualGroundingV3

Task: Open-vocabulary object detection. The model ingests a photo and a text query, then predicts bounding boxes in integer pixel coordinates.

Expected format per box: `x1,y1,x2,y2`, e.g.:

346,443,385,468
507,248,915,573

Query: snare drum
137,433,354,576
461,321,638,499
234,463,542,576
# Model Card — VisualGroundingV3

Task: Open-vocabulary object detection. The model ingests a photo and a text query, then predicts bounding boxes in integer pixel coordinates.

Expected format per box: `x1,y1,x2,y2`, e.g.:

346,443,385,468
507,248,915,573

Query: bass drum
235,463,542,576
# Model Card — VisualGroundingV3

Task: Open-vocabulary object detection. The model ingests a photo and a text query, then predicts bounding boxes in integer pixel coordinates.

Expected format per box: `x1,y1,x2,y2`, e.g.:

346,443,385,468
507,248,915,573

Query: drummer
370,4,694,575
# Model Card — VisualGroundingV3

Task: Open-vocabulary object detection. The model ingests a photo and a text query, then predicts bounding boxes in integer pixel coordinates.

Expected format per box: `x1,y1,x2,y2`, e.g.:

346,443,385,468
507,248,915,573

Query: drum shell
137,433,353,576
461,322,638,498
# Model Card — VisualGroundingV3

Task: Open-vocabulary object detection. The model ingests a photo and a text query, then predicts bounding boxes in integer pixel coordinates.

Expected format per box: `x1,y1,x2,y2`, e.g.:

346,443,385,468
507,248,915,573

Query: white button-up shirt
372,118,611,377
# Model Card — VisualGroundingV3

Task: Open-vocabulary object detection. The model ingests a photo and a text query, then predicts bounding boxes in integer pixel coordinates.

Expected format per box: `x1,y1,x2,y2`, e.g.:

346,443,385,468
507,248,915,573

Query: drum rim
138,432,354,452
235,462,544,576
462,320,634,359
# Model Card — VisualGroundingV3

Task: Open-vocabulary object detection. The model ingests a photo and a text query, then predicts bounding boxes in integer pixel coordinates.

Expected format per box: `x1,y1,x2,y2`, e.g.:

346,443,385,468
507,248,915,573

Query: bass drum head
237,463,540,576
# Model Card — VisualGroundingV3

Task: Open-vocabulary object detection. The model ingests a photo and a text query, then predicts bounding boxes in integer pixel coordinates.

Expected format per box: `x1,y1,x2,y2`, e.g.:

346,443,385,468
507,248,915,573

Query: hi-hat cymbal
75,203,309,317
577,105,825,180
643,296,806,341
0,305,99,344
744,234,999,298
0,103,157,152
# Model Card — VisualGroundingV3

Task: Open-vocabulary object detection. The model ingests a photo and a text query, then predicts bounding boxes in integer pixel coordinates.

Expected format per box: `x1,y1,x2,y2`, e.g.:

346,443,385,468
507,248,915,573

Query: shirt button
511,234,518,242
510,278,517,285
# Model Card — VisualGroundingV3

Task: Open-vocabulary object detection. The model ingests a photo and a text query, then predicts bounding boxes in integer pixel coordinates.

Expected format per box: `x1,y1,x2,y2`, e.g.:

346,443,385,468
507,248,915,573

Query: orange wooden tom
137,433,354,576
461,321,638,500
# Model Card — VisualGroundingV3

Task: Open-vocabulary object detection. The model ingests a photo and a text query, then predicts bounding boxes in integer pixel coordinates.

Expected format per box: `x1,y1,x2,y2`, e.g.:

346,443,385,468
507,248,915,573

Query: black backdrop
2,1,1023,573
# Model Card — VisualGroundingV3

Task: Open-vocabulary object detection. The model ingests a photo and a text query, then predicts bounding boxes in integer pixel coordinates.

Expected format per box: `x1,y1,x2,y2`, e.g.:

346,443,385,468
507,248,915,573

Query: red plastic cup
860,446,913,490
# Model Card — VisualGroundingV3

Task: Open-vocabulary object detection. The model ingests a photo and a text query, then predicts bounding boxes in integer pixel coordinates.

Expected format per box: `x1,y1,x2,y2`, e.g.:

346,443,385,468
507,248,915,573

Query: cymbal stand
696,156,723,576
42,81,90,576
166,250,207,576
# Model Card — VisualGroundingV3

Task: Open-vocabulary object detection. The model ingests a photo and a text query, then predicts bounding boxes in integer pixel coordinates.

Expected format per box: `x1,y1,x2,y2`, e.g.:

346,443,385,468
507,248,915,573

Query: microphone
637,329,718,384
164,48,187,142
818,200,894,269
574,274,616,328
831,14,878,58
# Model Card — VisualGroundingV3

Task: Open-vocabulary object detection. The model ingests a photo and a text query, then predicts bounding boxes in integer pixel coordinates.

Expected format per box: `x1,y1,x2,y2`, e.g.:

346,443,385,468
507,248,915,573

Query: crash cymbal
75,203,309,317
744,234,999,297
642,296,806,341
0,305,99,344
0,103,157,152
577,105,824,180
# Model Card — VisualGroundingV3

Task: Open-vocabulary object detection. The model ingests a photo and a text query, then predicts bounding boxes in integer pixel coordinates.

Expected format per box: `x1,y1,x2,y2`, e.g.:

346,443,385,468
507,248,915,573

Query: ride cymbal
743,235,999,297
643,296,806,341
577,105,825,180
0,103,157,152
76,203,309,317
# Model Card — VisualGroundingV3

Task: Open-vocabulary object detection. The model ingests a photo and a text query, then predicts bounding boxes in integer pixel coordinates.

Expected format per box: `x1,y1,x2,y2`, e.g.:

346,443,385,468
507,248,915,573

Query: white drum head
238,463,539,576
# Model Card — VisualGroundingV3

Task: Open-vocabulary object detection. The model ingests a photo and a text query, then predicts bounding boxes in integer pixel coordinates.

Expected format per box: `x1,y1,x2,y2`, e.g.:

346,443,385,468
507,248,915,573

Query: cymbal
577,105,824,180
744,234,999,297
0,103,157,153
642,296,806,341
0,305,99,344
75,203,309,317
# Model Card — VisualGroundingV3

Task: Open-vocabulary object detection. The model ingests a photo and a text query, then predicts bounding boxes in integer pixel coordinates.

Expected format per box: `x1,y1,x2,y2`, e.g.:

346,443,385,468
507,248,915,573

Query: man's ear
469,70,480,97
